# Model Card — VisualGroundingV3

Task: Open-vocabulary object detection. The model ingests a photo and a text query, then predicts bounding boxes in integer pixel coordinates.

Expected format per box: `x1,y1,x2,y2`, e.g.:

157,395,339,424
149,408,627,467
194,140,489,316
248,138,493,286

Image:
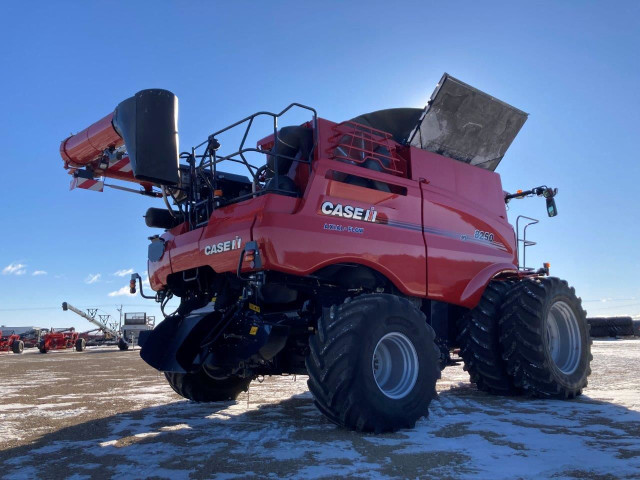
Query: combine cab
59,73,589,433
39,328,84,354
0,330,24,354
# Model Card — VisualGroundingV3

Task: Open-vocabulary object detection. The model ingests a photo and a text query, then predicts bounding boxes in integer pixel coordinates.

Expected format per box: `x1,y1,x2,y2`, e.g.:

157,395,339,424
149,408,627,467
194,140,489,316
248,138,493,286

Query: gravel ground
0,340,639,479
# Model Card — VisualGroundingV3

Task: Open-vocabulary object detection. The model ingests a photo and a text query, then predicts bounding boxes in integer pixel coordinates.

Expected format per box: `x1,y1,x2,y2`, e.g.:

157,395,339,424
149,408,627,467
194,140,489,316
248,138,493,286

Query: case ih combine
0,330,24,354
59,74,591,432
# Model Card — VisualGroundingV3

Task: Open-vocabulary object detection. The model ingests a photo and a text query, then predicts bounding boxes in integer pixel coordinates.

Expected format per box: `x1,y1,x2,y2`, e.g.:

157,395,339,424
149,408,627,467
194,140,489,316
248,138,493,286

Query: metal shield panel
113,89,180,186
408,74,528,171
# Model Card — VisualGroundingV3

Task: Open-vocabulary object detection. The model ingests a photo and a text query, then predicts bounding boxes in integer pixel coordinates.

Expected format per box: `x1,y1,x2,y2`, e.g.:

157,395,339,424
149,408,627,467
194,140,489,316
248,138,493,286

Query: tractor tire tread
164,370,251,402
457,281,519,395
305,293,440,433
499,277,591,398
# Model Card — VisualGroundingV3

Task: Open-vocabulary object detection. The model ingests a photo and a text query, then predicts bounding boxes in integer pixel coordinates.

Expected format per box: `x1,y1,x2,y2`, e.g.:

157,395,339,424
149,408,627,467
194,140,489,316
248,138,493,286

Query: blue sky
1,1,638,330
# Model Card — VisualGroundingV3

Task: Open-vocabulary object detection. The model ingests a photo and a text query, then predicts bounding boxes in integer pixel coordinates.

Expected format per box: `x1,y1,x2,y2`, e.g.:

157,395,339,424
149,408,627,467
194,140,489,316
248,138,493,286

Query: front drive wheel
457,281,519,395
164,369,251,402
306,294,441,433
499,277,592,398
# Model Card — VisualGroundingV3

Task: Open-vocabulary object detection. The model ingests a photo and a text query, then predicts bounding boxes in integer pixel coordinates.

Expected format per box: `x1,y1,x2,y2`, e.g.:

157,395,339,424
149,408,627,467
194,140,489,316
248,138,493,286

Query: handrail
516,215,539,271
182,103,318,230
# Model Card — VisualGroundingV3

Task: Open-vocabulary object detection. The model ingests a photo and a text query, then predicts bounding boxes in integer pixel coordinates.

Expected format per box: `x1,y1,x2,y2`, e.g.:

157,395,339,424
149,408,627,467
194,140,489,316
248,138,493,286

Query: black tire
608,317,634,337
164,370,251,402
587,317,634,337
587,317,608,328
118,338,129,351
306,294,441,433
457,281,519,395
38,341,47,354
633,320,640,337
499,277,592,398
588,325,610,338
75,338,86,352
12,340,24,354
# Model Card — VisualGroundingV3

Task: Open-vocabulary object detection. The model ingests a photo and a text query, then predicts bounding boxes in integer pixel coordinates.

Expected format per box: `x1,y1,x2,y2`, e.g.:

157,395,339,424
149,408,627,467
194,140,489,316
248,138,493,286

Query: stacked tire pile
587,316,637,338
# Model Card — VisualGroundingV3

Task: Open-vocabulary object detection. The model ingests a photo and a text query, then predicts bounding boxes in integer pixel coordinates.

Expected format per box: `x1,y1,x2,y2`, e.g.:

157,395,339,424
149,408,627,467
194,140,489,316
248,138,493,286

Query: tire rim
546,300,582,375
371,332,419,399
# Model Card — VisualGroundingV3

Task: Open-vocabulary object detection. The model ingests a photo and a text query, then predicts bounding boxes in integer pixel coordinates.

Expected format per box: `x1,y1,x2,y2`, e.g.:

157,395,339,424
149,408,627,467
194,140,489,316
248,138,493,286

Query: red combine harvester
0,330,24,354
39,328,85,354
60,74,591,433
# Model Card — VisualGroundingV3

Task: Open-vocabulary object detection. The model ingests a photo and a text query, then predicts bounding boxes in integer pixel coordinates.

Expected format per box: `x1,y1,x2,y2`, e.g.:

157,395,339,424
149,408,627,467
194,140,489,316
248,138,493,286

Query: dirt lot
1,340,639,479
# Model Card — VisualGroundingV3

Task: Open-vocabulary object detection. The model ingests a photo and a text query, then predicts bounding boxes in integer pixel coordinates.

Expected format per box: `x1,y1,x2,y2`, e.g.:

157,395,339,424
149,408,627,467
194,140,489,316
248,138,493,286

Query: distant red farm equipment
0,330,24,354
39,328,85,354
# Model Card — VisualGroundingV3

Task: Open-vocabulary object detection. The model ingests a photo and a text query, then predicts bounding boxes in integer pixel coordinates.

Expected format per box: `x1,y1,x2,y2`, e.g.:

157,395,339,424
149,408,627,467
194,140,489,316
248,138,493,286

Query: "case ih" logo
320,201,378,223
204,236,242,256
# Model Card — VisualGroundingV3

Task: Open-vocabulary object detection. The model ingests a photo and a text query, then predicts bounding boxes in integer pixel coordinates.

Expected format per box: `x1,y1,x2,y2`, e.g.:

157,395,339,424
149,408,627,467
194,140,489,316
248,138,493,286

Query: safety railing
179,104,318,230
329,121,406,177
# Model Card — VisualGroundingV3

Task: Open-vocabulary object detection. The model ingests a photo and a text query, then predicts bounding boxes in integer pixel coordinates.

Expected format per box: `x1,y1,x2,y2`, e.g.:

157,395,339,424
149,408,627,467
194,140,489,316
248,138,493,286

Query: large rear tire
164,370,251,402
499,277,592,398
306,294,440,433
118,338,129,351
75,338,86,352
12,340,24,354
457,281,519,395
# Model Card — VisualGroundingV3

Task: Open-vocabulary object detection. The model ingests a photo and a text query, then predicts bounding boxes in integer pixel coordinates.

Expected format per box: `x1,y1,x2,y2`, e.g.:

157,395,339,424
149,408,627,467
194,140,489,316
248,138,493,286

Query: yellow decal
249,326,259,336
249,303,261,313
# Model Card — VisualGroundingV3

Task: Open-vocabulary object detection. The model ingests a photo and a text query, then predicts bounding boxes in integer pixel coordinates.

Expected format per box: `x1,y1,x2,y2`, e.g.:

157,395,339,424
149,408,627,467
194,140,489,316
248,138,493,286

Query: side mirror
113,89,180,186
546,196,558,217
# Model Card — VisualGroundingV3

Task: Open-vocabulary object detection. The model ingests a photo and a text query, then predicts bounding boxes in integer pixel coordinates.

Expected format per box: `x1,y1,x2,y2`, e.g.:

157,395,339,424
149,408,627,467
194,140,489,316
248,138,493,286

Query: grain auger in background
60,73,590,434
61,302,126,349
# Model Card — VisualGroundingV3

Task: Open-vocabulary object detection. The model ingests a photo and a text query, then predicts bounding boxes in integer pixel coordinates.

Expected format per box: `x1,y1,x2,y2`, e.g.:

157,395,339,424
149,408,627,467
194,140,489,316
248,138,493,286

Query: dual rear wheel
459,277,591,398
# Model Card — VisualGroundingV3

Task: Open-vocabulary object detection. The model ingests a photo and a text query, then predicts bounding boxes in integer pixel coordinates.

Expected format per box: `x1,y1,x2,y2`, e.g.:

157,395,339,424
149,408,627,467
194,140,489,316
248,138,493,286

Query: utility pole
116,304,123,332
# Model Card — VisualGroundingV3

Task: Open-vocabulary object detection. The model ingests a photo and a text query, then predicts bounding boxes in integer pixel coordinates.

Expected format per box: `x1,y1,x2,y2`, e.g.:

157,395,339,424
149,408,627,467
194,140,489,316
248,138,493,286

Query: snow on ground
0,341,639,479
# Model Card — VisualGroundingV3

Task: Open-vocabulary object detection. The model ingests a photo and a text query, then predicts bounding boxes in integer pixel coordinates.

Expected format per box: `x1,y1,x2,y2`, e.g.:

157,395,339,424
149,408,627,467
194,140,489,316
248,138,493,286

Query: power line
583,298,638,303
587,302,640,311
0,304,156,312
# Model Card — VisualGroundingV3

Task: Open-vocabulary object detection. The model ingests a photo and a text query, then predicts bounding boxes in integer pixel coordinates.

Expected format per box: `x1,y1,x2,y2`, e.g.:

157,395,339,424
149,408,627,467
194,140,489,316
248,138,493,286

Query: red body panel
411,149,517,306
148,118,518,308
41,330,78,351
